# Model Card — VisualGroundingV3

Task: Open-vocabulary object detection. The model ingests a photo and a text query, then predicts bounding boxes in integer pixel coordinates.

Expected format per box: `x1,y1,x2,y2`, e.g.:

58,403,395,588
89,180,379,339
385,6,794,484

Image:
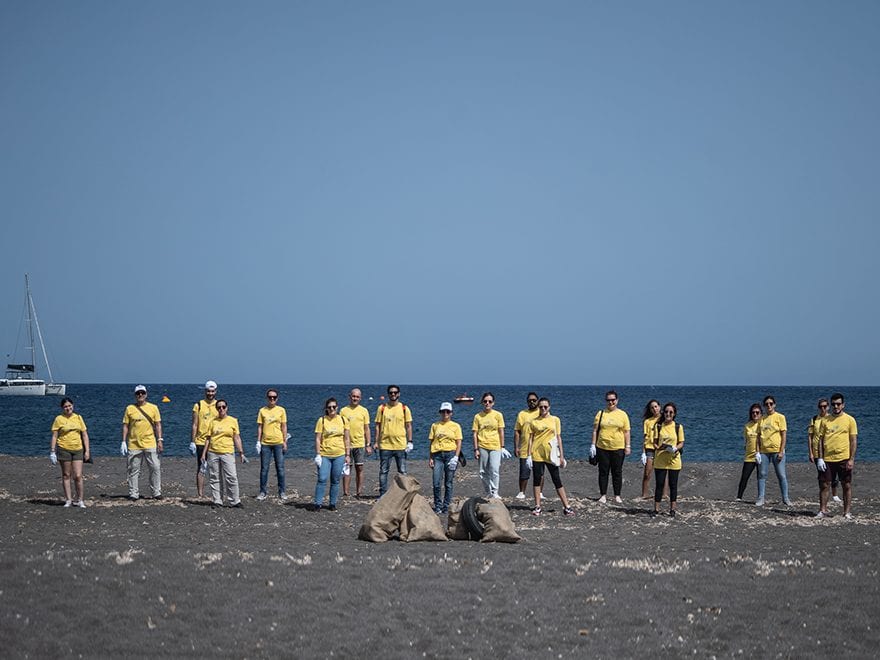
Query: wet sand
1,456,878,658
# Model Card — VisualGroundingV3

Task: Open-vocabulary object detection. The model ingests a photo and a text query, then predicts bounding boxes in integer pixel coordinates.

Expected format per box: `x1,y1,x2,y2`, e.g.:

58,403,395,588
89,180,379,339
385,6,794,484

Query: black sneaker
328,504,337,512
669,510,676,518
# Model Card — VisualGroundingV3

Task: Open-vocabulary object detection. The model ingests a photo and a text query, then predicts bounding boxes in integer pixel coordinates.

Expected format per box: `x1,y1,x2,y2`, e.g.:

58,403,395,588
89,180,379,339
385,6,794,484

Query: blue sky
2,1,878,385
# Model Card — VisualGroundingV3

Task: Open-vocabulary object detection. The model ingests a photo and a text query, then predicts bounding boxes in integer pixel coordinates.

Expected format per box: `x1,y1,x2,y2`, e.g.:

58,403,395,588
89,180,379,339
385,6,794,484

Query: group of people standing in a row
47,384,859,518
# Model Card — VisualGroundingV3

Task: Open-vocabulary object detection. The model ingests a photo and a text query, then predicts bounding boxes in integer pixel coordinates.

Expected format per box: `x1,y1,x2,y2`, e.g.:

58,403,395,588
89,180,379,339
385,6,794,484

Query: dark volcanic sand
1,456,878,658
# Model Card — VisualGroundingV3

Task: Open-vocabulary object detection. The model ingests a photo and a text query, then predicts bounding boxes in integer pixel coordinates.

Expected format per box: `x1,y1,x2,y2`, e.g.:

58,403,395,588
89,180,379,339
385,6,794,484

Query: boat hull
0,379,47,395
46,383,67,396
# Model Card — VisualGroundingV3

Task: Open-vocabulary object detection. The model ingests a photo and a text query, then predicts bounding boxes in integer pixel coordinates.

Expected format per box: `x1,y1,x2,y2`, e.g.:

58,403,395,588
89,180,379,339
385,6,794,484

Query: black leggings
654,469,679,503
737,462,757,499
532,461,563,489
597,448,625,496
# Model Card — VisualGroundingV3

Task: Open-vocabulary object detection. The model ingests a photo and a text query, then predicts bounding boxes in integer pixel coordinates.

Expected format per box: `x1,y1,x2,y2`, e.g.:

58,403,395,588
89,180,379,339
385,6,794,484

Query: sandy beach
1,456,878,658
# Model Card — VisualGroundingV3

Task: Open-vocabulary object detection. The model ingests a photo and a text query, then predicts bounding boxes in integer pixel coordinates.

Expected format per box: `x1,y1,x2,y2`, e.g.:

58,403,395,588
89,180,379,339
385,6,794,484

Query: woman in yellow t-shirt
640,400,661,499
526,398,574,516
49,397,91,508
472,392,507,499
313,398,350,511
736,404,762,501
202,400,245,508
756,395,790,507
651,402,684,517
428,402,463,513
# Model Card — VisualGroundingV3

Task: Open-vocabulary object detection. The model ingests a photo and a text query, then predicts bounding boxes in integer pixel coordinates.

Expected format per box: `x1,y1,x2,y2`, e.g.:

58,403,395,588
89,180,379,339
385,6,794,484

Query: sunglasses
606,399,617,403
217,405,227,410
527,399,538,404
388,391,400,396
267,395,277,400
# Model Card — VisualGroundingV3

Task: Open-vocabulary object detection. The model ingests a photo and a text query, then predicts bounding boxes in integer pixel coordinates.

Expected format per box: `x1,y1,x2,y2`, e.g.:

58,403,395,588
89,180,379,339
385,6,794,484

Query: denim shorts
350,447,366,465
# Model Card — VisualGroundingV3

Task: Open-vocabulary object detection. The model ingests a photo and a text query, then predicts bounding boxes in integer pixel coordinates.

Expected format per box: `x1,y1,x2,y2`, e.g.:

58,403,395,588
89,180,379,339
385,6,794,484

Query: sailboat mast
24,274,37,373
25,274,56,384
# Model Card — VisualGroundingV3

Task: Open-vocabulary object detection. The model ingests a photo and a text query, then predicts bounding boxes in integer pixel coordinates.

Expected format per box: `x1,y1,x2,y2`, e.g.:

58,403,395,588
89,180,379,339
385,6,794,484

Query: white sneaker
256,492,267,501
844,512,853,520
755,499,764,507
598,495,607,504
279,492,288,502
614,496,623,504
75,500,86,508
515,492,526,500
832,495,842,503
815,511,825,518
783,499,792,506
491,494,503,500
63,500,72,508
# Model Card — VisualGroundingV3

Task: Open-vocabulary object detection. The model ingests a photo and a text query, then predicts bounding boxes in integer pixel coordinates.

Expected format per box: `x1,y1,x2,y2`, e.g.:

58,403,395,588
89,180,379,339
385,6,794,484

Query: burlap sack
357,474,421,542
400,495,447,542
476,498,522,543
446,506,472,540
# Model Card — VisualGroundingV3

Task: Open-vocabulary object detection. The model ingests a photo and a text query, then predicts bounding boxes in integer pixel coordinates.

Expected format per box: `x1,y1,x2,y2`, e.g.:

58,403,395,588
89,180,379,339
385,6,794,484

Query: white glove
665,444,677,454
817,458,827,472
342,462,351,476
405,442,414,453
241,454,248,464
314,454,323,468
120,441,129,456
255,441,262,455
448,456,459,470
500,448,512,459
189,442,197,456
561,458,567,469
589,445,597,459
755,452,763,465
640,451,647,466
199,459,207,474
526,456,533,469
49,451,58,465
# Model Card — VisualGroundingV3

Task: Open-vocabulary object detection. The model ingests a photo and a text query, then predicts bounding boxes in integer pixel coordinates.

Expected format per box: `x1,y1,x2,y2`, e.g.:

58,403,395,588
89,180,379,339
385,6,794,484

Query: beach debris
609,557,690,574
194,552,223,568
106,548,144,565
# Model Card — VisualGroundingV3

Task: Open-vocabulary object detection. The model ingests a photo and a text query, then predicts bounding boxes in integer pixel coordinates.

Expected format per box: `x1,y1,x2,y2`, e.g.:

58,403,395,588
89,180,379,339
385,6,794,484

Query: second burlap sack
475,498,522,543
358,474,421,542
399,494,448,542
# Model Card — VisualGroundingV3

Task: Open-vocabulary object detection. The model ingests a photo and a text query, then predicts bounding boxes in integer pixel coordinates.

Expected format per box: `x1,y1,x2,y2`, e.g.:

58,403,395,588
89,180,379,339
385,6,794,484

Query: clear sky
2,1,878,385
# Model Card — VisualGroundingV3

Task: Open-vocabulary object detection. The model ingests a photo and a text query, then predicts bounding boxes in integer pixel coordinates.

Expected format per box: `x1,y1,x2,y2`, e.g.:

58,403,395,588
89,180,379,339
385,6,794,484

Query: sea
0,384,876,462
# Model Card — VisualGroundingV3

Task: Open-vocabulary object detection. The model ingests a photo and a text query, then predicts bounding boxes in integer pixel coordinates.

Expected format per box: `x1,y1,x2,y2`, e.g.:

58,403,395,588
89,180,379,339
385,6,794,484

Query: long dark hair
642,399,660,420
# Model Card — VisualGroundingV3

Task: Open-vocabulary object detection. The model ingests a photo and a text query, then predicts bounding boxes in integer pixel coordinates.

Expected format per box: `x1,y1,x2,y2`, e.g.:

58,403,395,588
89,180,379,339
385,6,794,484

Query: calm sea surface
1,385,876,462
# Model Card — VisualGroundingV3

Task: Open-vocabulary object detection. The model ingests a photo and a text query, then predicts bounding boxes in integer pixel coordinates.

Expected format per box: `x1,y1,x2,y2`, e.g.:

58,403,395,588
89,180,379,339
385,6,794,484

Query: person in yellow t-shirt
122,385,163,500
736,404,762,501
314,397,351,511
341,388,372,498
513,392,540,500
756,395,790,507
525,397,574,516
472,392,507,499
807,398,839,502
202,399,245,508
651,402,684,517
640,400,661,499
590,390,631,504
49,397,91,507
428,402,463,513
256,388,288,501
191,380,218,498
373,385,413,496
816,393,858,519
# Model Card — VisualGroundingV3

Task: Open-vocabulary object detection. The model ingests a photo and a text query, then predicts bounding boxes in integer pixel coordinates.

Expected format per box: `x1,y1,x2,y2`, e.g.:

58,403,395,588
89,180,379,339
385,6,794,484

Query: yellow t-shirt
375,403,412,450
340,404,371,449
594,409,631,450
643,417,660,451
208,416,240,454
807,414,827,457
819,412,858,462
515,408,540,456
192,399,218,446
743,420,759,462
257,405,287,445
472,410,505,450
315,414,349,458
52,413,87,451
528,415,561,464
429,420,463,453
653,421,684,470
759,412,787,453
123,403,162,450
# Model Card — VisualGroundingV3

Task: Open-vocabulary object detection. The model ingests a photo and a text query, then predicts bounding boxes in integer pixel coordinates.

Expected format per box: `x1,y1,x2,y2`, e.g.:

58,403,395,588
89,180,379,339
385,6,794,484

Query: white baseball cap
439,402,453,412
134,385,147,394
205,380,218,390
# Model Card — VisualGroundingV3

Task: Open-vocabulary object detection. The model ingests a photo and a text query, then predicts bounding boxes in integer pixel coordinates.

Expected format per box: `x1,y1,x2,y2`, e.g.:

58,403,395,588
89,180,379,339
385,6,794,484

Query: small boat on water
0,274,66,396
454,393,475,404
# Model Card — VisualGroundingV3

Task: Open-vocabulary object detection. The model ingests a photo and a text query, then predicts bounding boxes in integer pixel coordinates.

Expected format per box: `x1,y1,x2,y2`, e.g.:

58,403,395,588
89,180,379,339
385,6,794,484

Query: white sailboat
1,274,66,396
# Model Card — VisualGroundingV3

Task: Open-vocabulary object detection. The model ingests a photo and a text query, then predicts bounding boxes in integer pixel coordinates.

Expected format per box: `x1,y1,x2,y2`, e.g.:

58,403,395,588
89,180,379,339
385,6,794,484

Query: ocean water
0,384,876,462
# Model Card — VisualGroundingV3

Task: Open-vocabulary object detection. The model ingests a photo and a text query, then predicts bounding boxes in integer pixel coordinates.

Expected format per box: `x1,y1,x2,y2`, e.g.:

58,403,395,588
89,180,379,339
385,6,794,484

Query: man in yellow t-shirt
513,392,540,499
341,388,372,498
191,380,218,498
816,393,858,518
373,385,413,496
590,390,631,503
256,388,288,500
122,385,163,500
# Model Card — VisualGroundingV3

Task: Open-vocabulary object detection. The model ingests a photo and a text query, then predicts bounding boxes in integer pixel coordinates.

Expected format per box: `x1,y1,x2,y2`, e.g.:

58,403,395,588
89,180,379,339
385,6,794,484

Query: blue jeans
431,450,457,512
259,444,286,495
314,455,345,507
478,449,502,497
757,452,789,502
378,449,407,496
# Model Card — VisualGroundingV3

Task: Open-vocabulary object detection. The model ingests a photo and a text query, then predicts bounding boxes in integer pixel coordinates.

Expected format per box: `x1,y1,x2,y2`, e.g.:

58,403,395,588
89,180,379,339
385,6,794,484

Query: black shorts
820,461,852,485
57,448,84,462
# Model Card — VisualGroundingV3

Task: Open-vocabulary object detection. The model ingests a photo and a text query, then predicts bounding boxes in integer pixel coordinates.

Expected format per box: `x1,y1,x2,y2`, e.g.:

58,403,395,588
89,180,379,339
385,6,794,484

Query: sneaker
650,510,658,518
153,495,163,500
832,495,842,503
279,493,288,502
313,504,323,512
815,511,825,518
256,492,268,501
563,507,575,516
844,512,853,520
669,510,676,518
75,500,86,508
755,499,764,507
783,499,792,506
327,504,337,512
230,501,243,508
598,495,607,504
735,497,743,502
614,496,623,504
515,492,526,500
491,494,503,500
128,495,139,501
531,506,542,516
63,500,72,508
